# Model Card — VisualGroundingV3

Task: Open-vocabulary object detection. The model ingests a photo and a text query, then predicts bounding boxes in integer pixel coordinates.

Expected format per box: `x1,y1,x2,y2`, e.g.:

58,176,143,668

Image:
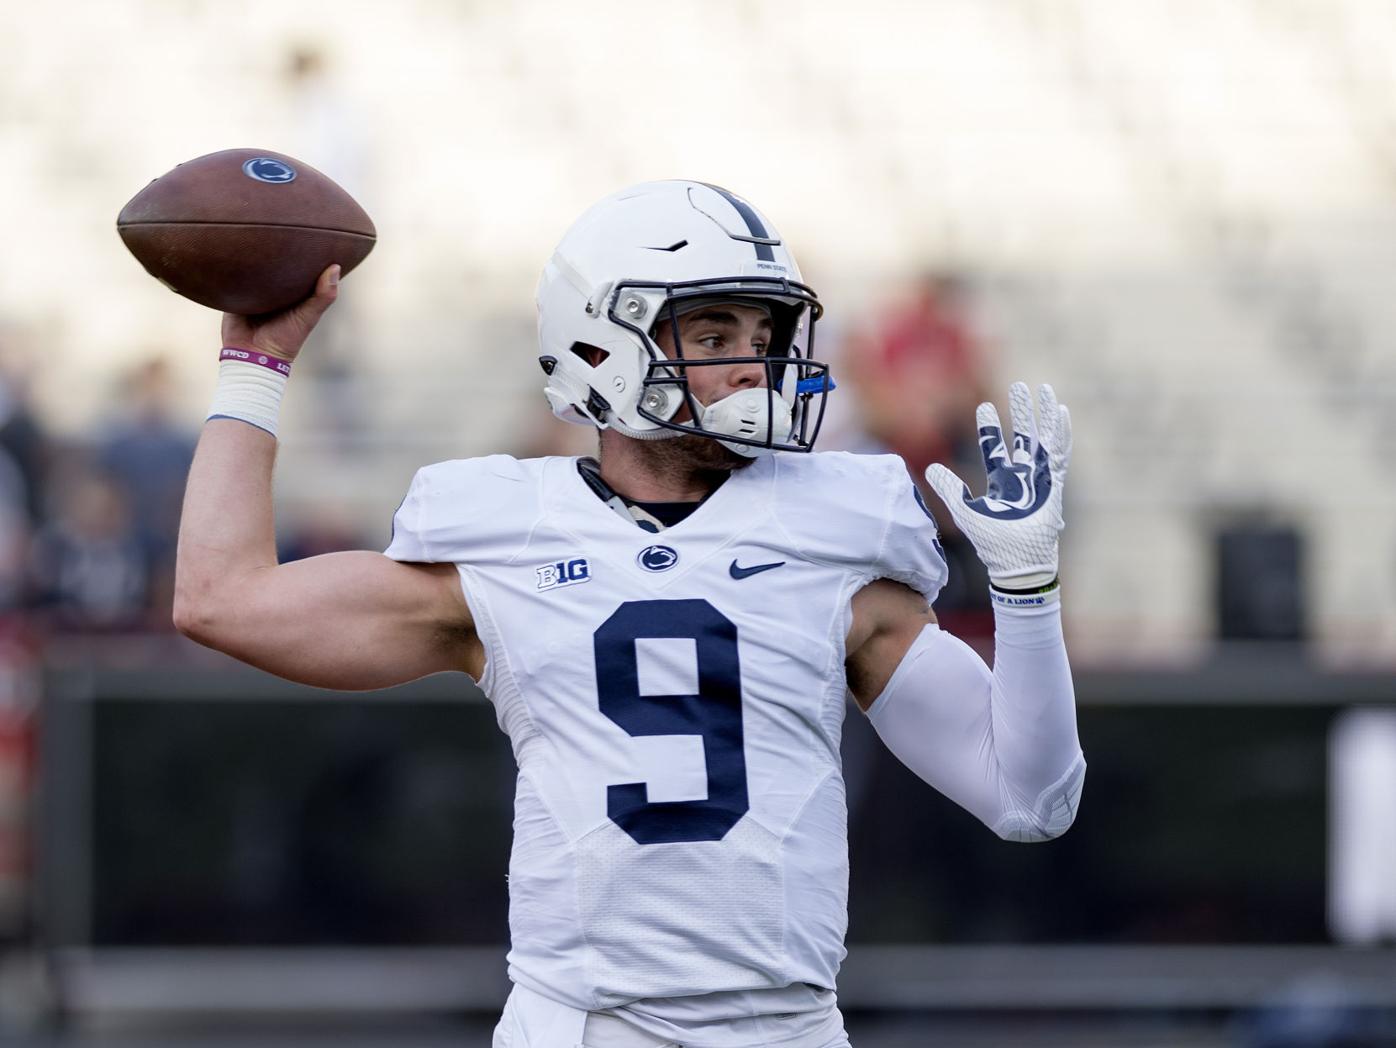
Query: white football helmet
536,181,831,455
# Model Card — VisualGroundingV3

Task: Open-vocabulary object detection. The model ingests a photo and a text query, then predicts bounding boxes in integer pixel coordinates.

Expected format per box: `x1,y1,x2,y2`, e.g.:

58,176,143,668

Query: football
117,148,376,315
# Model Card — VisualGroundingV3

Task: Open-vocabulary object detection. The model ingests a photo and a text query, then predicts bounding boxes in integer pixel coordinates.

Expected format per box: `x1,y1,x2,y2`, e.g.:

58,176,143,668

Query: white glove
925,382,1072,591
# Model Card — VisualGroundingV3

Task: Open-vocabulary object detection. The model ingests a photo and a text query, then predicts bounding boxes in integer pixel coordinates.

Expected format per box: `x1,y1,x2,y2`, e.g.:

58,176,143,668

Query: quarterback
174,181,1084,1048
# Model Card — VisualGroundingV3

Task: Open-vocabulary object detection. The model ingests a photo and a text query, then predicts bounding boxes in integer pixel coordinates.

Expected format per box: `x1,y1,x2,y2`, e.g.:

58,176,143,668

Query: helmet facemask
607,278,832,456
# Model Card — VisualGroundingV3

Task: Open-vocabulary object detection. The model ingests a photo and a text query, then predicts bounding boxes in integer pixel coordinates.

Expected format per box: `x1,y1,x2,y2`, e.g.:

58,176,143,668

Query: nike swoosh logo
729,559,785,580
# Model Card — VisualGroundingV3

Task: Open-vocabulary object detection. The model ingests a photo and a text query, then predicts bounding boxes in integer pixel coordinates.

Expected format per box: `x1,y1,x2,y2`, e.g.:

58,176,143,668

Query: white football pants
492,983,853,1048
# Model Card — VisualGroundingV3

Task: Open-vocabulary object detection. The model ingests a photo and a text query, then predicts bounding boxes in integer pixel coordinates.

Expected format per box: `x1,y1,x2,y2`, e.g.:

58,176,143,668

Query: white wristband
207,350,290,437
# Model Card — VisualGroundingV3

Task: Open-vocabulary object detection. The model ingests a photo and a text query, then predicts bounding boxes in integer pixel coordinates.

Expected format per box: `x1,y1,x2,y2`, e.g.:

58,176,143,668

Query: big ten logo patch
537,558,591,592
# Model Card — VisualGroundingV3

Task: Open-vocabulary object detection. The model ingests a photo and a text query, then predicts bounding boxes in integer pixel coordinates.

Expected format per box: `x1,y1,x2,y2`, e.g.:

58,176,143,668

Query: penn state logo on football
241,157,297,184
637,544,679,572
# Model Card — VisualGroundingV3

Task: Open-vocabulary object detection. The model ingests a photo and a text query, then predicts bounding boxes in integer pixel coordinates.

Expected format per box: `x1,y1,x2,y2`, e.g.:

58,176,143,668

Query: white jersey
384,451,947,1021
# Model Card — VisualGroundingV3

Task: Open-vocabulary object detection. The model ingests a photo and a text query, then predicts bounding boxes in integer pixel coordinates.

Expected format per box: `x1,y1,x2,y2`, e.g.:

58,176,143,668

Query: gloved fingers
1008,381,1036,464
1035,384,1072,474
975,400,1009,478
1035,384,1059,451
1053,403,1073,475
925,462,973,516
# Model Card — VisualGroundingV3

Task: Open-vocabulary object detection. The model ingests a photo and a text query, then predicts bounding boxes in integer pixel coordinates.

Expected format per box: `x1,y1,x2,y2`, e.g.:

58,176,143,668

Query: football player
175,181,1084,1048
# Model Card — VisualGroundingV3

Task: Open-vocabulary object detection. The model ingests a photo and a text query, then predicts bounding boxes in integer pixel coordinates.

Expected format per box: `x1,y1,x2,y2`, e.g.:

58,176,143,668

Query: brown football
117,148,376,315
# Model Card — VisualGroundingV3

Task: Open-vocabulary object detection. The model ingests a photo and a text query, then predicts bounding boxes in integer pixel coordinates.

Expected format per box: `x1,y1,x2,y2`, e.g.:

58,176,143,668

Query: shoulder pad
774,451,948,603
383,455,544,564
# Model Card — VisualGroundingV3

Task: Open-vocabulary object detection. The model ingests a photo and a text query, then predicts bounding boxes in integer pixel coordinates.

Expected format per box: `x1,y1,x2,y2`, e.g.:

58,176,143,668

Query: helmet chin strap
608,417,684,441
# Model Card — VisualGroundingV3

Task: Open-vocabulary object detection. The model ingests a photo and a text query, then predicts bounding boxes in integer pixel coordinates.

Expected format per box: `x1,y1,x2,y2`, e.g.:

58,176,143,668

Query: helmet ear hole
569,342,610,368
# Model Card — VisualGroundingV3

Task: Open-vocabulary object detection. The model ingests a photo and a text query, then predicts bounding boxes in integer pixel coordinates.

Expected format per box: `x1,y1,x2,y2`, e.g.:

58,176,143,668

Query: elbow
172,594,214,645
172,579,227,648
992,808,1077,843
991,757,1086,844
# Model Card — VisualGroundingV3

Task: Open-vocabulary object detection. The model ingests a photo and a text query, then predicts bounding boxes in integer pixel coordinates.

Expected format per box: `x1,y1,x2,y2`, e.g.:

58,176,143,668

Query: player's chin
676,433,758,472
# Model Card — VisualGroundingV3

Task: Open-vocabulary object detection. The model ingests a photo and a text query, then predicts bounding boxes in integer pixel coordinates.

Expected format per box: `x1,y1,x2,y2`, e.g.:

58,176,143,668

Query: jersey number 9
593,599,749,845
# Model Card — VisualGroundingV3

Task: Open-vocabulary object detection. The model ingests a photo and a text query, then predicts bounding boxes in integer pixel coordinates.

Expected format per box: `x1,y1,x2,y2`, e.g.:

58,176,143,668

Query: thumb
282,264,340,330
924,463,971,514
297,264,340,322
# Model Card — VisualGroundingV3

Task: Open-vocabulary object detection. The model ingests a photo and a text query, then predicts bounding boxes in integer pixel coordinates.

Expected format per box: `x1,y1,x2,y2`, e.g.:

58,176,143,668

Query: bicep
845,578,937,710
190,551,482,690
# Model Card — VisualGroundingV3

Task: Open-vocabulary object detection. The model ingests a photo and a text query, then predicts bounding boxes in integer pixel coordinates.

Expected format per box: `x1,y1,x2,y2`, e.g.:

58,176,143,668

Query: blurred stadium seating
4,0,1395,663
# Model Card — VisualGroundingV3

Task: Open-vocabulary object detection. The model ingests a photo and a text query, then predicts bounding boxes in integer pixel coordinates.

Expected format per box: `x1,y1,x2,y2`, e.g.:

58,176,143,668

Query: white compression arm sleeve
865,596,1085,842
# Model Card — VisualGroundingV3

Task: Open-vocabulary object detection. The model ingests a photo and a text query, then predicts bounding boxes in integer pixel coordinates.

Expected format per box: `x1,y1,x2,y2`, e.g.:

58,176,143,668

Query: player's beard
642,430,756,476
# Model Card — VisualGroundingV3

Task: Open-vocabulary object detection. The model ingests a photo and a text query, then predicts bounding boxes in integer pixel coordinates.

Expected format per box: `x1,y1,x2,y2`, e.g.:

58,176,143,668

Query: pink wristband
220,347,291,377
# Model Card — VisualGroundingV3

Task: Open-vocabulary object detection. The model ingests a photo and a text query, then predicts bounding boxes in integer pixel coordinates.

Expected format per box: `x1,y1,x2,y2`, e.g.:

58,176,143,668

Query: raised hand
220,264,340,364
924,382,1072,591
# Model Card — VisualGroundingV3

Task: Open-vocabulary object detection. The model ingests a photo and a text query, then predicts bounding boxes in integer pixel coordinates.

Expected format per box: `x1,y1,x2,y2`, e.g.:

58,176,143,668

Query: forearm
866,596,1084,841
986,594,1085,823
173,418,279,626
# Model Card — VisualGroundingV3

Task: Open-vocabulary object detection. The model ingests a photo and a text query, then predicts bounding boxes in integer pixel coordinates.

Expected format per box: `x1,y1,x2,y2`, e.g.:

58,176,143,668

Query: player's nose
729,350,767,390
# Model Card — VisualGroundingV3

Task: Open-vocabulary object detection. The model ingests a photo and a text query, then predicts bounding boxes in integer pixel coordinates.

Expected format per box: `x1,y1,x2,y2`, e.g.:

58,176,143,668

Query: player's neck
594,432,741,503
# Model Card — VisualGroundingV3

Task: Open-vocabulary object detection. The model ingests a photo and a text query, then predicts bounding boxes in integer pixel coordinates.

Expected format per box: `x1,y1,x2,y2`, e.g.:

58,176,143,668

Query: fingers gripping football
925,382,1071,590
220,263,341,365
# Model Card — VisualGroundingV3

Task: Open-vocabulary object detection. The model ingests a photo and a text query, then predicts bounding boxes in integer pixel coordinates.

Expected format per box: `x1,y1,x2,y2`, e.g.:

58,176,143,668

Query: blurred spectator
0,609,37,941
844,272,995,643
30,458,148,631
96,356,195,625
844,272,991,479
0,332,51,526
0,451,30,614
